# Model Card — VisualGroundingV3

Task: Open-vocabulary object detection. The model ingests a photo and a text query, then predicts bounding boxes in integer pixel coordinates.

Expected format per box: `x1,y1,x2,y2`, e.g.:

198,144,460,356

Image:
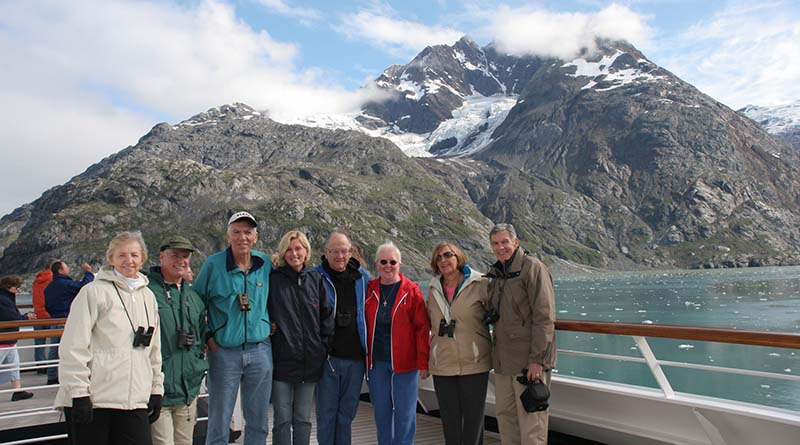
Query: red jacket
365,274,430,373
32,270,52,319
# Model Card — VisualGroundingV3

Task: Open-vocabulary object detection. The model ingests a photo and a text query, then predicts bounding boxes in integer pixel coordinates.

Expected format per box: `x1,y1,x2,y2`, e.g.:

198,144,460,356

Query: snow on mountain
562,50,666,92
739,100,800,135
286,93,517,158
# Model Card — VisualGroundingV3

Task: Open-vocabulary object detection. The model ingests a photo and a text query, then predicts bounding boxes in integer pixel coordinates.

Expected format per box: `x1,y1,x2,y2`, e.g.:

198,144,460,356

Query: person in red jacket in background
31,259,57,374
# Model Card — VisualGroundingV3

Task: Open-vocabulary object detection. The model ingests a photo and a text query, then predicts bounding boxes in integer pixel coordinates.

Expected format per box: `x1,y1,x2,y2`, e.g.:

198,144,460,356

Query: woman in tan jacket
427,242,492,445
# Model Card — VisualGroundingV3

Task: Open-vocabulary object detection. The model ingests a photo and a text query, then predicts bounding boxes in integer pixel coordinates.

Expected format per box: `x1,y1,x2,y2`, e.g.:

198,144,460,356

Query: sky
1,0,799,217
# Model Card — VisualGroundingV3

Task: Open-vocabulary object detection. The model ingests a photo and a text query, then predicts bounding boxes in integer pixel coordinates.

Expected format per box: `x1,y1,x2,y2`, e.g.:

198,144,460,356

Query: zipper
389,291,409,371
366,288,379,373
243,270,248,349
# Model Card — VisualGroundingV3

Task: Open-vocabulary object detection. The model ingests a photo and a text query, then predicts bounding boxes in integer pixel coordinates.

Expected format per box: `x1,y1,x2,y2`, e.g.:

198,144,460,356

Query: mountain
0,104,496,277
739,100,800,152
2,38,799,275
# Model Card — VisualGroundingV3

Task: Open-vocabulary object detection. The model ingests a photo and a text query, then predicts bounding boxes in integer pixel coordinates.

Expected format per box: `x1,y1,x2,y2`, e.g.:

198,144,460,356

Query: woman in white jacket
55,231,164,445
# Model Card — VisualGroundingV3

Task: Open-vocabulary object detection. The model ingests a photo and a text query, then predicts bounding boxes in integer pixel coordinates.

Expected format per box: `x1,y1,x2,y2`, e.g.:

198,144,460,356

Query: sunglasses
436,251,456,261
379,259,398,266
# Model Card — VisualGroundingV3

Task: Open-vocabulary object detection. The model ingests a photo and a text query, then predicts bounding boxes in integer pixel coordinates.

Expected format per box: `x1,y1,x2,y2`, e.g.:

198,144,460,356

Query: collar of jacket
490,248,522,275
320,256,363,280
225,246,266,273
97,266,150,289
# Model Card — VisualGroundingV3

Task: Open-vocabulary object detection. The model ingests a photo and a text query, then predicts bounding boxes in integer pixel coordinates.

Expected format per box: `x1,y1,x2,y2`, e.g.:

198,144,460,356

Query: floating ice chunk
678,344,695,349
761,384,771,389
642,320,653,324
769,353,781,357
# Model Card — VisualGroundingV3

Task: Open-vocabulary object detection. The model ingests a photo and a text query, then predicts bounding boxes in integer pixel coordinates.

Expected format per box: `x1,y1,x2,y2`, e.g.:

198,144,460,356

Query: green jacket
146,267,208,407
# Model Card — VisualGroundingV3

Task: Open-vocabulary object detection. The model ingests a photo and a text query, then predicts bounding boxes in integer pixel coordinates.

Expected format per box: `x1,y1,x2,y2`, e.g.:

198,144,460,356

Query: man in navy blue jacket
44,261,93,385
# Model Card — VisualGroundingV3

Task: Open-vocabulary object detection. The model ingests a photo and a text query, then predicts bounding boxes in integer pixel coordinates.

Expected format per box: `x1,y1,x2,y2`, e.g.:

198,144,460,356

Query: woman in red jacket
365,241,430,445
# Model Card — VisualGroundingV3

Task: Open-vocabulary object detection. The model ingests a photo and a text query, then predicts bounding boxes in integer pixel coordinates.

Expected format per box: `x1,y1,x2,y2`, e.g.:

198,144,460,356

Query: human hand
206,337,220,352
270,322,277,335
81,263,92,272
420,369,430,379
26,312,36,320
72,396,93,424
527,363,543,382
147,394,163,423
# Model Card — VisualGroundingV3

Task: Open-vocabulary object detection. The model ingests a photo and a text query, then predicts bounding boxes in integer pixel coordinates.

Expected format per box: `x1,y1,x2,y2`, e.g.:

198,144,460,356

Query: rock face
2,39,800,274
0,104,496,277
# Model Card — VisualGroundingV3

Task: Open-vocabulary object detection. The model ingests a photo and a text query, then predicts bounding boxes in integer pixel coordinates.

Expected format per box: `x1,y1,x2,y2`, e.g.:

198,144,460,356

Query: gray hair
489,223,517,241
106,231,148,265
375,241,402,262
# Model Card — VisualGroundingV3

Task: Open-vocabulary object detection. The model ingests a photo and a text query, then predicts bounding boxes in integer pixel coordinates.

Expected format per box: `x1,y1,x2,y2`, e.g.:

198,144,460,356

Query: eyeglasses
436,251,456,262
326,248,352,256
379,259,398,266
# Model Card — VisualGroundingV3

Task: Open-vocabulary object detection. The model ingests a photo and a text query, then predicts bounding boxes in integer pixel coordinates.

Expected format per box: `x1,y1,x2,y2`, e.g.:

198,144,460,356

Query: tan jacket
487,250,556,375
55,267,164,410
427,267,492,376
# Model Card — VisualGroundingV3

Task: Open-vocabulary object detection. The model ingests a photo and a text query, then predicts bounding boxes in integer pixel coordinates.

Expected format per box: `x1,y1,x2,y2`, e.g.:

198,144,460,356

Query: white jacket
55,267,164,410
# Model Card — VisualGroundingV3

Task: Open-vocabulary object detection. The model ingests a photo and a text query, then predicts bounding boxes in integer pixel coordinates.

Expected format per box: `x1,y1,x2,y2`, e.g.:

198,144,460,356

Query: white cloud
485,3,652,60
656,1,800,108
336,10,464,57
256,0,322,25
0,0,381,216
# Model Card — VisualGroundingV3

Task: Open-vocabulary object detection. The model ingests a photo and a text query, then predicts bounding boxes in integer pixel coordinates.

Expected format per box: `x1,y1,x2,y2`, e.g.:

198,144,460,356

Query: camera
237,293,251,311
517,369,550,413
177,329,195,350
483,307,499,326
133,326,154,348
438,319,456,337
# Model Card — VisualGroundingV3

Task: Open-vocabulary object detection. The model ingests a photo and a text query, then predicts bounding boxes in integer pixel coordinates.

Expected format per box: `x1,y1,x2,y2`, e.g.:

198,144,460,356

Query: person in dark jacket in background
313,231,371,445
146,236,208,445
0,275,37,401
44,261,94,385
31,259,57,373
268,230,334,445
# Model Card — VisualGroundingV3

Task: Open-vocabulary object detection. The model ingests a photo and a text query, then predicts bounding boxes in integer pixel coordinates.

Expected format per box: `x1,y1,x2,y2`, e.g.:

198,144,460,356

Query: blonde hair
273,230,312,268
106,231,148,266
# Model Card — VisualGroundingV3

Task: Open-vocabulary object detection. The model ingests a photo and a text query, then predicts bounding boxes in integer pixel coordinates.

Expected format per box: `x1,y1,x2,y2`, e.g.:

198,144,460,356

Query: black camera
517,369,550,413
133,326,154,348
177,329,195,350
483,307,499,326
438,319,456,337
237,293,251,311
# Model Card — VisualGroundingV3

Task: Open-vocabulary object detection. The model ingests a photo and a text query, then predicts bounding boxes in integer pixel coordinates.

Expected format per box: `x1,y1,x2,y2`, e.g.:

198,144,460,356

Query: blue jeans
272,380,315,445
367,361,418,445
48,335,61,382
316,356,365,445
205,339,273,445
33,324,54,363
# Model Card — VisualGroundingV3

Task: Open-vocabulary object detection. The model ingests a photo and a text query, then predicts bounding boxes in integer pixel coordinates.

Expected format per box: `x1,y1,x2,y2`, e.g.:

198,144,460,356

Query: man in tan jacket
486,223,556,445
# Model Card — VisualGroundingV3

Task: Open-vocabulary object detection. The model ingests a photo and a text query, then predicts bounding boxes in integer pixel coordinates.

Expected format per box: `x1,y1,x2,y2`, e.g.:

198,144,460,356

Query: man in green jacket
146,236,208,445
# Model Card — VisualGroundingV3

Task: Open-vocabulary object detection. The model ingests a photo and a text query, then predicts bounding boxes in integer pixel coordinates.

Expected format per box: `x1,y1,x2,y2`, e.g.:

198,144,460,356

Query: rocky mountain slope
0,104,496,277
2,38,799,275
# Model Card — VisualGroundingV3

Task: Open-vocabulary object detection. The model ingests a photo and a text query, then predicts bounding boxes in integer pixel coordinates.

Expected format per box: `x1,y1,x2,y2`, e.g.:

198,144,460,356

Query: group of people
1,210,557,445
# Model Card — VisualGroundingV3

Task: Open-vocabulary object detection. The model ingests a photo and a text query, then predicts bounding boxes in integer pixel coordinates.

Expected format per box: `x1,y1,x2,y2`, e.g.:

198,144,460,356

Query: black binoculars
438,319,456,337
483,307,499,326
133,326,154,348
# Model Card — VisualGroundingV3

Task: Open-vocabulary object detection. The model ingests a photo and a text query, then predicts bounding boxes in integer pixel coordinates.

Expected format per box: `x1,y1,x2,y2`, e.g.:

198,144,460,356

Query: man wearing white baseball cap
194,211,274,445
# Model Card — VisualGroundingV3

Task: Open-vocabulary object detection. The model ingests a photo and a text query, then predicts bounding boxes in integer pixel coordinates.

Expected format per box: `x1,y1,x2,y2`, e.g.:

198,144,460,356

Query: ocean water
18,266,800,410
553,265,800,411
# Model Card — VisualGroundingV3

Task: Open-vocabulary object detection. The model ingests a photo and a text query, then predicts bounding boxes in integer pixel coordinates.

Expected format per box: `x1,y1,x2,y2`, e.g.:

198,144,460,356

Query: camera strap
113,283,151,334
161,279,187,332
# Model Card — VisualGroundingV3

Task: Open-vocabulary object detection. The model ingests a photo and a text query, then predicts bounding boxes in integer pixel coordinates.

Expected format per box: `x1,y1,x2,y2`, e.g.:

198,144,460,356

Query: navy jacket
44,272,94,318
268,265,334,383
0,289,26,345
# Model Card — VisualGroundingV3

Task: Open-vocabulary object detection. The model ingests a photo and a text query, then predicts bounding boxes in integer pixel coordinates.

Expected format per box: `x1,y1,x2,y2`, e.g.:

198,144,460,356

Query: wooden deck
0,371,501,444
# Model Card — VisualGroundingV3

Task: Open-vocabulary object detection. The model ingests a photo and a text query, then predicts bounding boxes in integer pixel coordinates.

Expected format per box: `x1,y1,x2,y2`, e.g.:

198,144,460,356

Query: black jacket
0,290,26,345
268,265,334,383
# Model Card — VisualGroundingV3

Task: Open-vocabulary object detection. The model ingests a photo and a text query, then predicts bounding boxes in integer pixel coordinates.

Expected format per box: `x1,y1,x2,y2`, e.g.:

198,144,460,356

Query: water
18,266,800,410
553,266,800,411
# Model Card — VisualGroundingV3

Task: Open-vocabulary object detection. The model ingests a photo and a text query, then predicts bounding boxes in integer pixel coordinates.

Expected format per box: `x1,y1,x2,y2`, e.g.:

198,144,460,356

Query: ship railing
2,319,799,443
555,320,800,399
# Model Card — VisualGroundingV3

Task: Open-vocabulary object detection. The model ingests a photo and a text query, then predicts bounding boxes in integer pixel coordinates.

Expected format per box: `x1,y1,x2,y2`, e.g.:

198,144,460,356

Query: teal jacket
194,247,271,348
145,267,208,407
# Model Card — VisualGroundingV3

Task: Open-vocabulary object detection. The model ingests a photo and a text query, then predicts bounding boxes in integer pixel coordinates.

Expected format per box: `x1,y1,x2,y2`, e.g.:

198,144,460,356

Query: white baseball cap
227,211,257,227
